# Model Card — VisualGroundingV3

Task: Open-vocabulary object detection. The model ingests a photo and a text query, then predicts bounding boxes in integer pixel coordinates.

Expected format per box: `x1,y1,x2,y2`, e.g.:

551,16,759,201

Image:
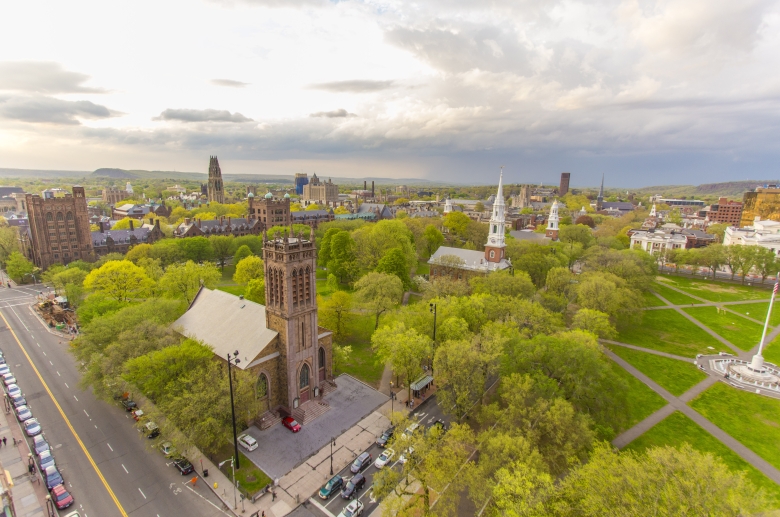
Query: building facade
91,219,164,256
25,187,93,269
294,173,309,195
546,201,560,240
207,156,225,204
102,187,126,205
248,193,292,228
705,197,743,225
559,173,571,197
174,216,262,238
740,187,780,228
302,174,339,205
724,219,780,255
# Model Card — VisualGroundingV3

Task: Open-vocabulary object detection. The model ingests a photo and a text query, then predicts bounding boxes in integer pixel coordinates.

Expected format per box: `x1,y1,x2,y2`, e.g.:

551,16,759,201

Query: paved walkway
648,283,773,326
601,339,692,362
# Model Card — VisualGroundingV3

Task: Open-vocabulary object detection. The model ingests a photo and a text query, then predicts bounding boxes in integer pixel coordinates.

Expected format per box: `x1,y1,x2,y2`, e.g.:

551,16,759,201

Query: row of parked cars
1,348,77,513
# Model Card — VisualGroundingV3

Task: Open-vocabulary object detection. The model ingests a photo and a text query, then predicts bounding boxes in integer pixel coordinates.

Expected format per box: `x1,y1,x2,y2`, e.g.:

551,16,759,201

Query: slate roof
509,230,551,242
601,202,635,210
91,228,151,246
175,217,260,235
172,288,278,370
428,246,510,272
292,210,332,220
356,203,393,218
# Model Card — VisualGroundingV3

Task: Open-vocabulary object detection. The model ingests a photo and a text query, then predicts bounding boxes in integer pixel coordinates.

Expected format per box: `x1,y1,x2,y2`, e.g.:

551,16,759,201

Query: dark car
341,473,366,499
318,475,343,499
44,465,64,491
376,427,394,447
121,399,137,411
430,420,448,435
10,394,26,408
173,458,194,476
350,452,372,474
33,435,49,455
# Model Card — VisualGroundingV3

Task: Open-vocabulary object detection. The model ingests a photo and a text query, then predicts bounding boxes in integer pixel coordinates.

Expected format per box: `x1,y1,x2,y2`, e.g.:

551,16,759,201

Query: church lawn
683,307,762,351
656,275,772,303
650,282,700,305
218,264,237,284
764,335,780,365
616,310,723,357
642,290,668,307
607,360,667,433
416,260,431,276
336,313,383,387
689,382,780,472
728,302,780,327
217,285,245,297
624,411,780,506
606,345,706,396
215,447,272,497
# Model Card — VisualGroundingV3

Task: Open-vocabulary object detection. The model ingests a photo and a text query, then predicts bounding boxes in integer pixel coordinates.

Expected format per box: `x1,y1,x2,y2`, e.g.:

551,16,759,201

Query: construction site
34,296,77,331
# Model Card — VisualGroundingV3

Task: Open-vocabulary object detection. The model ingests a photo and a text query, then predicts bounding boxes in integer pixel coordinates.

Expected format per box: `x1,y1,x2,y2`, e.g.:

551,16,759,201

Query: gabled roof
172,288,278,370
428,246,510,272
91,228,151,246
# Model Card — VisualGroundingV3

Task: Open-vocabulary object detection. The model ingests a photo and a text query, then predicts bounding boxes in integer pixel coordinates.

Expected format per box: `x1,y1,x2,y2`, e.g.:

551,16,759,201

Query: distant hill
632,180,780,199
0,168,90,179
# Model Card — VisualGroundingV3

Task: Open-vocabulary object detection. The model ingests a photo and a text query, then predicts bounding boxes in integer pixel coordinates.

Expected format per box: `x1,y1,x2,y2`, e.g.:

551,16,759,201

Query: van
350,452,372,473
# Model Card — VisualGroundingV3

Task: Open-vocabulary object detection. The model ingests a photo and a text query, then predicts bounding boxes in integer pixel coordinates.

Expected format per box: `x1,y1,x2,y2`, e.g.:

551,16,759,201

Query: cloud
210,79,250,88
0,95,117,125
0,61,107,94
309,109,355,118
308,80,395,93
154,108,254,123
208,0,326,6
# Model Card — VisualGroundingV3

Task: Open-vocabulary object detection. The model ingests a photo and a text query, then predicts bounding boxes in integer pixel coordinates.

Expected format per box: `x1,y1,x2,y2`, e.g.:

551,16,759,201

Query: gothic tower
208,156,224,204
262,226,324,410
485,168,507,263
546,200,560,240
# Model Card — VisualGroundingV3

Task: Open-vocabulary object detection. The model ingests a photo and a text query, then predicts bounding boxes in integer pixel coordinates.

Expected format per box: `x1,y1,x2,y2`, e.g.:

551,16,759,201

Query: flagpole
752,272,779,370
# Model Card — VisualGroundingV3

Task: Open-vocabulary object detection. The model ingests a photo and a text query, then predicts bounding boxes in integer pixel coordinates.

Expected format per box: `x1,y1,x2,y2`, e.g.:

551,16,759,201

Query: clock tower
484,168,507,263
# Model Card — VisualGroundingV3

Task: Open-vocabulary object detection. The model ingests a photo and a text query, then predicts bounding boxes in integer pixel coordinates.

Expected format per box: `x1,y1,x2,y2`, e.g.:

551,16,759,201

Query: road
308,395,451,517
0,284,230,517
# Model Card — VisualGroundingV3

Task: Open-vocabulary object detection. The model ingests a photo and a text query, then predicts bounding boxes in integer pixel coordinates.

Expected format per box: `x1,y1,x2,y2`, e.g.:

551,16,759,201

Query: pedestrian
272,490,276,501
12,437,16,446
262,512,266,517
2,437,5,446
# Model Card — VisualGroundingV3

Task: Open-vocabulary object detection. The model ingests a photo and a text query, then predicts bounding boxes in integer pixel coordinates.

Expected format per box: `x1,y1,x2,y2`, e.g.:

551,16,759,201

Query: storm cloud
0,95,116,125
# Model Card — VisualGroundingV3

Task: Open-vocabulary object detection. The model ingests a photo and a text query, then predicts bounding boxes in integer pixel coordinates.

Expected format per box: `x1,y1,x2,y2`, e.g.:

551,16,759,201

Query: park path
601,339,692,362
649,282,772,326
608,284,780,486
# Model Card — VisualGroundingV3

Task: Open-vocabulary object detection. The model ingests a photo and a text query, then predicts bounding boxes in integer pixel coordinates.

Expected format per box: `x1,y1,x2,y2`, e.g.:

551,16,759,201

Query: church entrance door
300,363,311,403
318,347,326,382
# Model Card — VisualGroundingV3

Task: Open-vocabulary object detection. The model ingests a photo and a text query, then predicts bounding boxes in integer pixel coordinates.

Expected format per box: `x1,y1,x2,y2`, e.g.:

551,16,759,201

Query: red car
282,416,301,433
51,484,74,509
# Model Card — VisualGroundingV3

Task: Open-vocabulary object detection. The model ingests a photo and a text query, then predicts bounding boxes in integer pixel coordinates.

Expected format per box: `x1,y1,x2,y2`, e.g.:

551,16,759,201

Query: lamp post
45,495,55,517
227,350,241,470
219,457,238,510
429,303,437,373
390,381,395,414
330,437,336,475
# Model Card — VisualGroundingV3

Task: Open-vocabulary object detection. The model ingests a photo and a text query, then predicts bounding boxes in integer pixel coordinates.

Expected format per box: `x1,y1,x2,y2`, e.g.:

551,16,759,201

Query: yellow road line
0,310,128,517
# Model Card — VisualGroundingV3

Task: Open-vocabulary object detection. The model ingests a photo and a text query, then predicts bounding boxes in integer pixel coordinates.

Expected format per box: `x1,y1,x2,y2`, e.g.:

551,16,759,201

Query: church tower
484,168,507,263
207,156,224,204
546,200,560,240
443,197,453,214
263,226,328,410
596,173,604,211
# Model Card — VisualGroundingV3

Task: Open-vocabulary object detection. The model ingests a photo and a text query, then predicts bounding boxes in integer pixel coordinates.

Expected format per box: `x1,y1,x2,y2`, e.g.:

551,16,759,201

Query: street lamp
330,437,337,475
45,495,55,517
390,381,396,414
227,350,241,470
219,457,238,510
429,303,437,374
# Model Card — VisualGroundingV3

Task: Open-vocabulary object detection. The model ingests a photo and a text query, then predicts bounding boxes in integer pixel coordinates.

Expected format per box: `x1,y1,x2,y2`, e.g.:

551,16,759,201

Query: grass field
765,335,780,365
607,345,706,396
416,260,431,276
625,411,780,506
617,309,724,357
651,282,701,305
643,290,668,307
215,447,272,497
656,275,772,303
728,302,780,327
216,285,245,297
608,360,667,433
690,383,780,471
218,264,237,284
684,306,763,351
336,313,383,386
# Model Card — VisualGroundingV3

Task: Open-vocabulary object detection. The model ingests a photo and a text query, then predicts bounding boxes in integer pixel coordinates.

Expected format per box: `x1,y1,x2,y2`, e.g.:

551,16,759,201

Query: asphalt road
309,394,451,517
0,284,230,517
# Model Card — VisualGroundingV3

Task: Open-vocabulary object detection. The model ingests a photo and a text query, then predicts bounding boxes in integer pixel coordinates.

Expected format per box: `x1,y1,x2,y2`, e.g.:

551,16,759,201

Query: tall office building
295,173,309,195
559,172,571,197
25,187,93,269
741,186,780,227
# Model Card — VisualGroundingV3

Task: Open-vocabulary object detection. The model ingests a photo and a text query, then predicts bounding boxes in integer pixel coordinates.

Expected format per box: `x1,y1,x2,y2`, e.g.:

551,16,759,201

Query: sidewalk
0,396,51,517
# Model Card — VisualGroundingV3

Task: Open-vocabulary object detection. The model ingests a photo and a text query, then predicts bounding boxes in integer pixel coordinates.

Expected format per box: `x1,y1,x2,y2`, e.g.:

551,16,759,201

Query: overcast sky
1,0,779,187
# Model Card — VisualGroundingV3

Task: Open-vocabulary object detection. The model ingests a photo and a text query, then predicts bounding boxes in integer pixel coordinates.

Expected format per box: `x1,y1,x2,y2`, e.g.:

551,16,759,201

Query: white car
7,384,21,397
374,448,394,468
338,499,364,517
3,373,16,386
399,447,414,464
238,434,258,452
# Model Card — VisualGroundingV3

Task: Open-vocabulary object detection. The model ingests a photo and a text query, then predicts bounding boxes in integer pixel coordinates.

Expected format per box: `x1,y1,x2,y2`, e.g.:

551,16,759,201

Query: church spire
485,167,507,263
596,173,604,211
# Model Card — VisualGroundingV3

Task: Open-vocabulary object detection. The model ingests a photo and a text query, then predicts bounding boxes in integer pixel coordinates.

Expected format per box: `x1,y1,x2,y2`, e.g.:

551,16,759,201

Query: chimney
220,215,224,225
129,219,134,231
185,217,191,225
364,180,367,190
227,216,231,227
197,219,201,228
99,221,105,233
149,217,154,225
154,219,160,229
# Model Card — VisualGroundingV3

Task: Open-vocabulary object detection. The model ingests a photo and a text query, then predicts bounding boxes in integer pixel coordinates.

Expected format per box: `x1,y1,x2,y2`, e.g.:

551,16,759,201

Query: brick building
705,197,743,226
91,219,165,256
173,216,262,238
559,172,570,196
248,192,292,227
102,187,126,205
25,187,93,269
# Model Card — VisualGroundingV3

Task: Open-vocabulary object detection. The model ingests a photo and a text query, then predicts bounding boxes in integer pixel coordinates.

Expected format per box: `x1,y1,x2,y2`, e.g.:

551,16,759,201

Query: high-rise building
25,187,93,269
706,197,743,226
207,156,224,204
294,173,309,196
302,173,339,205
740,186,780,227
559,172,571,197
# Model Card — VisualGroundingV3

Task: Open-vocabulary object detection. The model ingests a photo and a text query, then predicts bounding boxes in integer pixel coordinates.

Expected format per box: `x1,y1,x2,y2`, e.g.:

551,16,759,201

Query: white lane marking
49,360,53,365
57,371,60,376
73,395,78,401
139,488,146,499
184,485,232,516
107,443,113,452
122,464,128,474
84,409,90,417
36,343,40,347
9,306,30,331
64,383,69,388
42,351,46,356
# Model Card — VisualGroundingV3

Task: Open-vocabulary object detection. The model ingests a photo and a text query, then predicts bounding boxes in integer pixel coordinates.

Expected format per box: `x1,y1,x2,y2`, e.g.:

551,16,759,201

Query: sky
1,0,779,187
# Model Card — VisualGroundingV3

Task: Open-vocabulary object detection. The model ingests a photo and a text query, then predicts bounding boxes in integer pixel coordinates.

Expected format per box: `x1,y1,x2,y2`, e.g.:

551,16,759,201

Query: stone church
173,225,334,424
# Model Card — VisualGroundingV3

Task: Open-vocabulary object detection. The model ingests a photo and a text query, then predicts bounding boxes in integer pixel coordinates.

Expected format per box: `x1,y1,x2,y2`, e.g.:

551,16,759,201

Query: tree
442,211,471,236
372,322,432,401
83,260,154,301
727,244,758,284
559,224,594,248
305,203,321,211
159,261,221,303
753,246,778,283
245,278,265,304
355,272,404,329
470,270,535,299
333,206,350,215
318,227,342,266
574,215,595,228
422,225,444,259
318,291,352,340
233,256,264,284
0,226,21,267
705,222,729,242
545,267,573,297
148,239,186,267
327,231,359,282
474,201,485,213
125,243,152,263
178,237,214,263
352,220,417,274
51,267,88,295
5,252,34,283
209,235,234,270
376,248,410,288
576,271,644,329
571,308,617,339
233,244,253,265
111,217,136,230
434,339,484,419
695,243,726,279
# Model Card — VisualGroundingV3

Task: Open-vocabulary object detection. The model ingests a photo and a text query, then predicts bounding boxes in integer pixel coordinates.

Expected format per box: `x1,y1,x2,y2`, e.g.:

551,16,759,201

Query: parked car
318,475,343,499
399,447,415,464
282,416,301,433
159,442,176,457
7,384,21,397
238,434,258,452
144,421,160,439
121,399,137,411
38,450,56,472
51,484,74,509
173,458,194,476
3,373,16,386
0,365,10,376
374,448,394,469
15,405,32,422
350,451,372,474
24,418,42,436
0,356,6,365
338,500,364,517
430,420,448,434
33,435,49,455
63,512,81,517
341,473,366,499
132,409,144,421
10,394,26,408
376,427,394,447
403,423,420,438
43,465,64,491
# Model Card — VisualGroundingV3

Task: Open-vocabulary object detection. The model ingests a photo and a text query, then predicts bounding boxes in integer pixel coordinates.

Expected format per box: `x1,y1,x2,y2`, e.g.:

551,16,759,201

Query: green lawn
651,282,701,305
608,360,667,433
416,260,431,276
728,302,780,327
616,309,724,357
684,306,763,351
643,290,668,307
216,285,245,297
607,345,706,396
656,275,772,303
625,411,780,506
690,383,780,472
765,335,780,365
337,313,383,387
218,264,237,284
215,447,271,498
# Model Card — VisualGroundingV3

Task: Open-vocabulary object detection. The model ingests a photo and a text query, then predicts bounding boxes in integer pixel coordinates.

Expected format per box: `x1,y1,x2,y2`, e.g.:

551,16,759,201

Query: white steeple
649,203,657,218
486,167,506,250
126,182,133,194
547,201,559,231
444,197,453,214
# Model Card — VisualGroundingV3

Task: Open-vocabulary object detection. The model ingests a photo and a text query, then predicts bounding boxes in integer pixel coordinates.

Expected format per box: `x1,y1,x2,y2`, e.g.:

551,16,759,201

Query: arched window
56,212,64,221
490,250,495,259
319,347,325,369
305,266,311,304
298,268,304,305
257,374,268,399
299,364,310,389
292,269,298,306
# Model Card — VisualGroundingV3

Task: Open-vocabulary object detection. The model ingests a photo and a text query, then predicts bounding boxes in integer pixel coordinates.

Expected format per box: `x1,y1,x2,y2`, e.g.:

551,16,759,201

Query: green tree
372,322,432,401
318,291,352,340
470,270,535,299
149,239,186,267
576,271,644,329
705,222,729,242
305,203,321,211
159,261,221,303
325,273,339,293
83,260,154,301
111,217,136,230
233,255,264,284
6,251,34,283
545,267,573,297
178,236,214,263
244,278,265,304
694,243,726,279
352,220,417,274
355,272,404,329
125,243,152,263
209,235,235,271
571,308,617,339
327,231,358,282
0,226,21,267
51,267,88,295
434,339,483,419
233,244,253,265
753,246,778,283
442,211,471,237
318,228,341,266
376,247,410,288
422,224,444,259
559,224,594,248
